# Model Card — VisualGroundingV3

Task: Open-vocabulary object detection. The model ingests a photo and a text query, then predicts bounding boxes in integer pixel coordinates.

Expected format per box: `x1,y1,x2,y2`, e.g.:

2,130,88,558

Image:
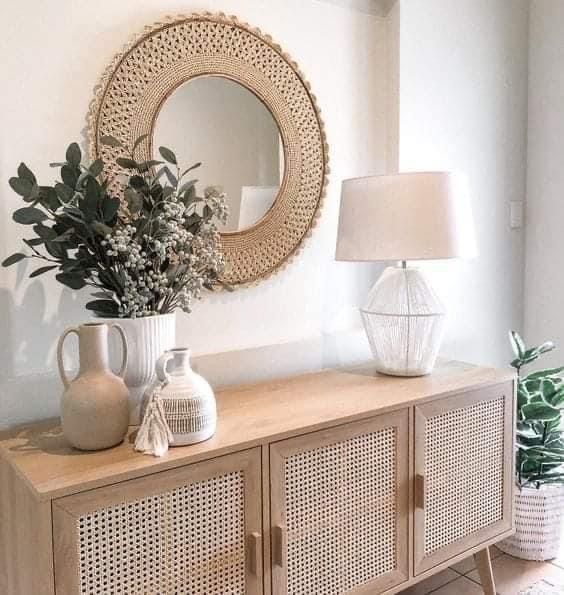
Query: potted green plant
2,135,228,422
497,331,564,560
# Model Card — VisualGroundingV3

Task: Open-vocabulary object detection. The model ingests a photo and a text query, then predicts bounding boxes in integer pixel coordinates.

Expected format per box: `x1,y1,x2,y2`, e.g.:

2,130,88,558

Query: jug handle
57,327,80,389
156,351,174,384
111,324,129,379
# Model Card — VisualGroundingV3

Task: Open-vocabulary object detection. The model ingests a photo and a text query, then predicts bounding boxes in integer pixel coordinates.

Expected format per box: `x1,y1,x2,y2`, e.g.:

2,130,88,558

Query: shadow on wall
0,268,88,429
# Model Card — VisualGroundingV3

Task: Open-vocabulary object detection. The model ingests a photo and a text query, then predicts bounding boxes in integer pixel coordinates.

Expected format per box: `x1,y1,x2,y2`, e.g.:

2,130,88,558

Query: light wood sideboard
0,360,515,595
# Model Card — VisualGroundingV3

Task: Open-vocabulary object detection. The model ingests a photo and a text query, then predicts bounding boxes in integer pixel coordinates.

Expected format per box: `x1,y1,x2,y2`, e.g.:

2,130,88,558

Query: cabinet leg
474,548,496,595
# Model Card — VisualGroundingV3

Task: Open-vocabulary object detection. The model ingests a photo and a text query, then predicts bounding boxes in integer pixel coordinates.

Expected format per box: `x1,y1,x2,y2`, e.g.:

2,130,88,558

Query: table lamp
335,172,477,377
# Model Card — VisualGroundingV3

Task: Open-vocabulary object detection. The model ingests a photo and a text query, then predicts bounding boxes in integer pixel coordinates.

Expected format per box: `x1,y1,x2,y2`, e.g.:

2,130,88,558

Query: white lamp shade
335,172,477,262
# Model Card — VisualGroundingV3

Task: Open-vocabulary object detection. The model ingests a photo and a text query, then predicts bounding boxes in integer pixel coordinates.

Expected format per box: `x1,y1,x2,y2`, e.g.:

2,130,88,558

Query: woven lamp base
362,265,446,377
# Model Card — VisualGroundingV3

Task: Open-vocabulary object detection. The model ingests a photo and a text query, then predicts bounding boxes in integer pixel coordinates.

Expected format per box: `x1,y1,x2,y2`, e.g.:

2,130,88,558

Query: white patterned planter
99,313,176,424
498,484,564,561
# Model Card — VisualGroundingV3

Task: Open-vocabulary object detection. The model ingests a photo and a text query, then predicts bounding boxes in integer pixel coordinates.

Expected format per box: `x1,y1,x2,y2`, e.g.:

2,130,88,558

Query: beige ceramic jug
57,322,129,450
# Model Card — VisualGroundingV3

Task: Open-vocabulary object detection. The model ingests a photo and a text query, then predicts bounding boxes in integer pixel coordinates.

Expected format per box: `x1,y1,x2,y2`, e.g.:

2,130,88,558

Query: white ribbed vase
99,313,176,424
497,485,564,561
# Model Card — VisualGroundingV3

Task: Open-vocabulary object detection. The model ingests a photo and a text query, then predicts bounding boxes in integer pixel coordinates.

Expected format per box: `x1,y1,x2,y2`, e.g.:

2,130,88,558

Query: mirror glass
153,76,284,232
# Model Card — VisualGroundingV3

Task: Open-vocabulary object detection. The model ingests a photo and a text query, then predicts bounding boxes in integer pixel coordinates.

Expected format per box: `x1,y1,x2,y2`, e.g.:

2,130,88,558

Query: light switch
510,201,524,229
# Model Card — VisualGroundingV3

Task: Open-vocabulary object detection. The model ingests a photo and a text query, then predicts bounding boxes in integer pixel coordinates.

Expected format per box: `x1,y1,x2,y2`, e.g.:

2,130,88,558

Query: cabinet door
53,448,262,595
270,411,409,595
414,382,514,574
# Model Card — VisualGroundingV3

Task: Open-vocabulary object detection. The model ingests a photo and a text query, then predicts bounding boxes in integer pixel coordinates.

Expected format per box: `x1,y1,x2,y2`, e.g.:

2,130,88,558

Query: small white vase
155,347,217,446
99,312,176,424
497,484,564,561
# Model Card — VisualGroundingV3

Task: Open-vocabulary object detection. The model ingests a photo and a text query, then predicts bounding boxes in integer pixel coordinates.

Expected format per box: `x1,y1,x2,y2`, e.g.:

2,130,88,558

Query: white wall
524,0,564,365
397,0,529,367
0,0,387,429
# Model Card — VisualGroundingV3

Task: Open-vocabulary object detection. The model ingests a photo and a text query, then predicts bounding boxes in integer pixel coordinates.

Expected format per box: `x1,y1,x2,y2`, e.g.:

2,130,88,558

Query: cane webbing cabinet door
413,382,514,575
52,448,263,595
269,410,409,595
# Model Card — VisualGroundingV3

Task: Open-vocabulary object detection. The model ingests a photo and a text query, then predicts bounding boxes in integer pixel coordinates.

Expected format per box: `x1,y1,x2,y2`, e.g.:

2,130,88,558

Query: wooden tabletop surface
0,360,514,501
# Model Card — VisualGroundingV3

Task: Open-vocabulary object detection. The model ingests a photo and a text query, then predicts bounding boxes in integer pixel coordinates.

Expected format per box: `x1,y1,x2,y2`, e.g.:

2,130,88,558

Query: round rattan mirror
88,13,329,287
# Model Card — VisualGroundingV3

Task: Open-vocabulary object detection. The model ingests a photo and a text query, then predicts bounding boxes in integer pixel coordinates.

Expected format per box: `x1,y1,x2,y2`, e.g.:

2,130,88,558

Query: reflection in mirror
153,76,284,232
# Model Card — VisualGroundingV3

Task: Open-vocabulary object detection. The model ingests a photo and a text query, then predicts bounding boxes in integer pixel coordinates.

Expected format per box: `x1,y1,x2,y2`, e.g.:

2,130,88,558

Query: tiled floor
398,546,564,594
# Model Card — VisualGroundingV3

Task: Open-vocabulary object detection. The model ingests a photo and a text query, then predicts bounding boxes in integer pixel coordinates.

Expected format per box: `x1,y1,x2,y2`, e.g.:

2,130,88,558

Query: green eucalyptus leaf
45,241,66,259
137,159,163,173
91,222,112,237
61,164,78,188
100,135,123,148
2,252,26,267
54,183,74,203
89,159,104,178
29,265,58,278
13,207,48,225
124,188,142,213
65,143,82,167
38,186,60,210
56,272,86,290
102,197,120,222
178,179,197,196
9,177,33,198
17,163,36,185
181,162,201,177
33,224,57,240
116,157,138,170
85,299,119,316
159,146,177,165
23,238,44,247
132,133,150,153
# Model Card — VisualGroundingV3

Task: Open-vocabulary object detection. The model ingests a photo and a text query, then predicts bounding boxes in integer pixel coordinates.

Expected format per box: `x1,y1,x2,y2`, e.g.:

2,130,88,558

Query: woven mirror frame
88,12,329,287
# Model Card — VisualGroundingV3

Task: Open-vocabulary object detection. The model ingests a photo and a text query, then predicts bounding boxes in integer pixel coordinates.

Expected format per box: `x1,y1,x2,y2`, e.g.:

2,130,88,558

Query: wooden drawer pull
249,531,262,576
273,524,287,567
415,474,426,509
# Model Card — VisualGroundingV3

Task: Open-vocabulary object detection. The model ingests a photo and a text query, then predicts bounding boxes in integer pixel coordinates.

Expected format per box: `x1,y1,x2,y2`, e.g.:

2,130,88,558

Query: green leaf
178,179,197,196
100,135,123,148
54,183,74,203
33,224,57,240
102,197,120,222
522,402,561,422
526,367,564,381
163,166,177,187
137,159,163,173
539,341,556,354
510,331,525,358
2,253,26,267
9,177,33,198
61,164,78,188
541,379,558,400
181,162,201,177
38,186,59,211
159,146,177,165
17,163,36,185
91,222,112,237
56,272,86,290
23,238,44,247
89,159,104,178
132,133,150,153
124,188,142,213
85,299,119,316
29,265,58,278
13,207,48,225
65,143,82,167
116,157,138,170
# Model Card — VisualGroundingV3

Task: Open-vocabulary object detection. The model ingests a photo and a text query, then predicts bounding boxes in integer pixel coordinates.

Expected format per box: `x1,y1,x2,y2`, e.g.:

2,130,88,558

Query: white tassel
135,386,174,457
